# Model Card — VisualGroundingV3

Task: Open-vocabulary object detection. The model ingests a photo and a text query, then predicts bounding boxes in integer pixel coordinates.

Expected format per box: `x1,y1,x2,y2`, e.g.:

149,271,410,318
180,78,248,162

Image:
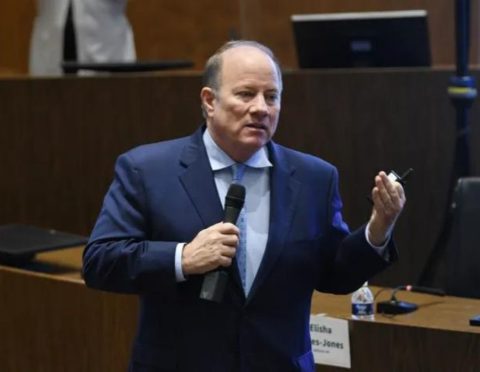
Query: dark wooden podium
0,248,479,372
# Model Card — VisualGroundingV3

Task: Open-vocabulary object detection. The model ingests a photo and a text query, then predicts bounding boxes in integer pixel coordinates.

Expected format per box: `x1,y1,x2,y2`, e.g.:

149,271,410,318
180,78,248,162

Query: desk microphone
376,285,445,314
199,183,245,303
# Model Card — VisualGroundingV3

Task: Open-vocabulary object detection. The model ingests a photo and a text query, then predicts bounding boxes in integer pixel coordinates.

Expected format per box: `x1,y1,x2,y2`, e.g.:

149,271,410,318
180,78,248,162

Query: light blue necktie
232,163,247,293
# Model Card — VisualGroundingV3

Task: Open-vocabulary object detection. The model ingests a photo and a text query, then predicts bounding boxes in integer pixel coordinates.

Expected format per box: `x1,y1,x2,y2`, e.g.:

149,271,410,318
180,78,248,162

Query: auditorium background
1,1,480,371
1,0,480,308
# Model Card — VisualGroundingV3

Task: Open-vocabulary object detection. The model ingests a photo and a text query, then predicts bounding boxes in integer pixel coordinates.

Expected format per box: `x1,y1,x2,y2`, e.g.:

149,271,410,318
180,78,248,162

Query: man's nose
250,94,268,115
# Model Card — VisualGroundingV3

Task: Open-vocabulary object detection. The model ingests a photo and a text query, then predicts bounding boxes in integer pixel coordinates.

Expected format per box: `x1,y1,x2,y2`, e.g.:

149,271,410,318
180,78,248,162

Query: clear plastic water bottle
351,282,375,320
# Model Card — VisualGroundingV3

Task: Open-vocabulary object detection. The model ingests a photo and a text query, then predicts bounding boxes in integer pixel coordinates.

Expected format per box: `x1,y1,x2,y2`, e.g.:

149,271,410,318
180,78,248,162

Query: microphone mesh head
225,184,245,209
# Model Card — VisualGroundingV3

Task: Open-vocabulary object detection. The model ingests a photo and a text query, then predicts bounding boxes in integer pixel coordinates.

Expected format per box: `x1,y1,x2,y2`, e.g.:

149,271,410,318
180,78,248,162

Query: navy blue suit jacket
83,127,395,372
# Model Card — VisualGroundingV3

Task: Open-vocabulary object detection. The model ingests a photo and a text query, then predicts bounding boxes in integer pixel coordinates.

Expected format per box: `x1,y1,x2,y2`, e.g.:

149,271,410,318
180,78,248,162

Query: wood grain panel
0,72,203,235
277,68,480,286
1,0,479,74
1,249,479,372
0,0,36,74
126,0,240,69
312,288,480,371
1,69,479,288
0,259,137,372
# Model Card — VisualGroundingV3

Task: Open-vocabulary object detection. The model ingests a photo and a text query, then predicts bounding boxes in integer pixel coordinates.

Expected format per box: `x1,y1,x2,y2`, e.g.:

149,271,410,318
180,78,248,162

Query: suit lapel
178,128,224,229
179,128,245,295
178,131,302,302
246,142,301,303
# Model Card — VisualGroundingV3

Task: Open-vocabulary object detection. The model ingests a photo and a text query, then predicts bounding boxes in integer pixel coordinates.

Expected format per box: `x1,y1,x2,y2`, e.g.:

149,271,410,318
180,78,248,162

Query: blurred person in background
29,0,136,76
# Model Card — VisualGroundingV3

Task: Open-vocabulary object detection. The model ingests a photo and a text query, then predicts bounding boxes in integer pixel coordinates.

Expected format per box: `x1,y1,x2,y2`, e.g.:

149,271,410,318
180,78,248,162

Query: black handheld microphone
199,183,246,302
377,284,445,315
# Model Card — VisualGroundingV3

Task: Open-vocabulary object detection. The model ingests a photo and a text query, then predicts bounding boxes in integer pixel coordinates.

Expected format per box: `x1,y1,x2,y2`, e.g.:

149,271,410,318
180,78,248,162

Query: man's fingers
220,245,237,258
216,222,240,235
396,183,406,203
222,234,239,247
375,172,406,210
218,256,233,268
182,221,242,275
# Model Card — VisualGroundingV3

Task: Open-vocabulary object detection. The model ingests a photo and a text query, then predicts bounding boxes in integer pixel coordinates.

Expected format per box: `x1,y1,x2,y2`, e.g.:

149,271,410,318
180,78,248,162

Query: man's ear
200,87,216,117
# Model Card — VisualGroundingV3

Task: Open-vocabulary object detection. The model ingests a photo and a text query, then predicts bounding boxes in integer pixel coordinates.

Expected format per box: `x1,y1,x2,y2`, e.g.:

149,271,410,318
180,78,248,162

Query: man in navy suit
83,40,406,372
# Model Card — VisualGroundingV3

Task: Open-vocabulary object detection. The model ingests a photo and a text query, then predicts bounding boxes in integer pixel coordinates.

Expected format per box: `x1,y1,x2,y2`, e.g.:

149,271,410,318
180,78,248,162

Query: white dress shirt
175,129,272,293
175,128,389,284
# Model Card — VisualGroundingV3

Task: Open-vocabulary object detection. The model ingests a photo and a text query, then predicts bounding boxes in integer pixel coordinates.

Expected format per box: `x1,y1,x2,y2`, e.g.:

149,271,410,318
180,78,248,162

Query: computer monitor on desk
291,10,431,69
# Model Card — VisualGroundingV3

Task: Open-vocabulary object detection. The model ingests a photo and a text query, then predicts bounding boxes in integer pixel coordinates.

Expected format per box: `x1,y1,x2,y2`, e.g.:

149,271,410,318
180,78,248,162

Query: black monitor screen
292,10,431,69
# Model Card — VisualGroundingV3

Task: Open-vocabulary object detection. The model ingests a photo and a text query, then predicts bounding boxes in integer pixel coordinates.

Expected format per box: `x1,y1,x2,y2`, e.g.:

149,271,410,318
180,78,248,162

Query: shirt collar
203,128,273,171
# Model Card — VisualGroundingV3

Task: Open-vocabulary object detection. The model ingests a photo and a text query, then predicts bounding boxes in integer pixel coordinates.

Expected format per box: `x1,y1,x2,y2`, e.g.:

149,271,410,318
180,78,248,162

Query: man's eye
266,94,279,102
237,91,253,98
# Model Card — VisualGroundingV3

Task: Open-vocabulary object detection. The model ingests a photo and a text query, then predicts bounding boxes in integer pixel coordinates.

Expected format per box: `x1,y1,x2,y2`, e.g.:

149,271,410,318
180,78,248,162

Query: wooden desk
312,289,480,371
0,248,479,371
0,247,137,372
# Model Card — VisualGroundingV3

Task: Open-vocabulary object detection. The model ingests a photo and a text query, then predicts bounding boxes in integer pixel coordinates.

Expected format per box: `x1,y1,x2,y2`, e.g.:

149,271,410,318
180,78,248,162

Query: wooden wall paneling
1,0,478,74
126,0,241,70
0,0,240,74
0,0,36,74
1,69,479,286
0,73,204,235
274,68,478,286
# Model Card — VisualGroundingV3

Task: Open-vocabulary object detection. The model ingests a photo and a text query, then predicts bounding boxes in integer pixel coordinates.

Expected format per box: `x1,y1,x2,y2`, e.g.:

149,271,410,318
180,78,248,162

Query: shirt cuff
175,243,188,282
365,222,391,259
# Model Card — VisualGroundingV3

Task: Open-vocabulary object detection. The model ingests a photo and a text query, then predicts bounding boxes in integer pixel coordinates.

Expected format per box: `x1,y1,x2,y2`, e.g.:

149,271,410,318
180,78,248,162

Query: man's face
201,46,282,162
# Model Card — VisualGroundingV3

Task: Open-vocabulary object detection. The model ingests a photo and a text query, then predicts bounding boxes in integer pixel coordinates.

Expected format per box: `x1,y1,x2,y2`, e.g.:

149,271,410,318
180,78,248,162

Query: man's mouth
245,123,268,131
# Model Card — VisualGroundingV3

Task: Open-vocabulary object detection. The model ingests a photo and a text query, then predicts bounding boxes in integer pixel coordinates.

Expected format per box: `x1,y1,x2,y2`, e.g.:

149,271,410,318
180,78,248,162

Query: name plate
309,314,351,369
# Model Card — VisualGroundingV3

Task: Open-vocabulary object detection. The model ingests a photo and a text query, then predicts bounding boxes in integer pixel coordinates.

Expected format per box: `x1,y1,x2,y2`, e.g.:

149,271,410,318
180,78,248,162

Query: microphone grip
199,206,241,303
199,270,229,302
199,186,244,303
224,205,241,224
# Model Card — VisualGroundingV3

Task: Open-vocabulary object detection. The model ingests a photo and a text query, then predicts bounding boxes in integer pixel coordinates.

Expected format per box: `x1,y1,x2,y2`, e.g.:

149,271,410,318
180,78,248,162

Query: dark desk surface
0,246,85,281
